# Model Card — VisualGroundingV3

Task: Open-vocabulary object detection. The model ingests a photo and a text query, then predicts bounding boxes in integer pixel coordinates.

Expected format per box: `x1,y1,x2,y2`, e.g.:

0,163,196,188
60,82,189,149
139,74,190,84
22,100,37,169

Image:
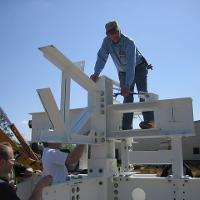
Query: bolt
100,104,104,108
99,181,103,185
114,190,118,195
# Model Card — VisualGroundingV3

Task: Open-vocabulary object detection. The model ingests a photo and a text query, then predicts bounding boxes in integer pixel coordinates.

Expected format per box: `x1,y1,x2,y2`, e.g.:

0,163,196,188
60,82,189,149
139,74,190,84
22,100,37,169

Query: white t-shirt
42,147,69,184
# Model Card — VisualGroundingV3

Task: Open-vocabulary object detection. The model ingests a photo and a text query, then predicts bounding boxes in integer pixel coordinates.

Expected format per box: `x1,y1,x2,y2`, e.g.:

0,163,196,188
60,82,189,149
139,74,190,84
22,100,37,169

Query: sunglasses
106,28,119,35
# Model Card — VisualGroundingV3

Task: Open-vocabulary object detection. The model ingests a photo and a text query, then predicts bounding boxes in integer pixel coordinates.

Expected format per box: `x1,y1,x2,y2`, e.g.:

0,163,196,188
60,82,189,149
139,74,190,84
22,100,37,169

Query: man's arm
65,145,85,165
29,175,52,200
90,38,109,81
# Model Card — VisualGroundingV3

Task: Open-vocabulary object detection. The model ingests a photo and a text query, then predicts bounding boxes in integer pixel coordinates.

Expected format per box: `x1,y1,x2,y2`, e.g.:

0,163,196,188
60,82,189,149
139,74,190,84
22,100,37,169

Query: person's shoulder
0,178,8,185
43,147,55,156
0,177,12,186
45,148,58,154
44,147,67,156
102,36,110,43
0,181,13,194
0,179,20,200
122,34,135,44
43,147,50,153
0,181,10,190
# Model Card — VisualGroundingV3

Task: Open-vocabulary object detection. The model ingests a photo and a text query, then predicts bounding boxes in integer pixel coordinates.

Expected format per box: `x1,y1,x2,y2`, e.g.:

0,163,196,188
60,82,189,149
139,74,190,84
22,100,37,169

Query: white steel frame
19,45,200,200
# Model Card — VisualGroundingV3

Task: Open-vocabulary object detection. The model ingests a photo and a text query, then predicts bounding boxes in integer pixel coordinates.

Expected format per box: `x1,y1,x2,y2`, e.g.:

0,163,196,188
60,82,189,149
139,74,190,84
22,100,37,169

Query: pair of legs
118,62,154,130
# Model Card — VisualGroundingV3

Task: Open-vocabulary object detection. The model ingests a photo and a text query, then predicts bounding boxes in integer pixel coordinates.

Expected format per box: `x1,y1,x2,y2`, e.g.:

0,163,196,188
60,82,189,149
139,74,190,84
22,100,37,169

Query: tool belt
141,56,153,70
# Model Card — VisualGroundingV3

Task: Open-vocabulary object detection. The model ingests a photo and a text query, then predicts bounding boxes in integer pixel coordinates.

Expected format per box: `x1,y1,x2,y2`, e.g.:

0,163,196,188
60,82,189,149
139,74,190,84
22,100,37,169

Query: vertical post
171,137,183,178
79,145,88,169
120,138,132,172
106,140,115,158
60,72,71,131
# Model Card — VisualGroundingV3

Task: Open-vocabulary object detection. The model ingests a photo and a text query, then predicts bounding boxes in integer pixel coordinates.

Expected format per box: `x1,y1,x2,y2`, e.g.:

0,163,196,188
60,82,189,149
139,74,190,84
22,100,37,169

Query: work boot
139,121,154,129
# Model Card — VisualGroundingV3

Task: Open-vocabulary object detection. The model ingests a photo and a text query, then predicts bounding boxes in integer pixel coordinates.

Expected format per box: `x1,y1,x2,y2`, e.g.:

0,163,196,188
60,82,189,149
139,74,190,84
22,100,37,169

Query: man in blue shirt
90,21,154,130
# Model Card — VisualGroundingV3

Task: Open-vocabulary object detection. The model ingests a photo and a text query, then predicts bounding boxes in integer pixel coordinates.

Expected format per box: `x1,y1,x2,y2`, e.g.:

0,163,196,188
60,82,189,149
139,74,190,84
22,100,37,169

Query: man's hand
24,167,34,178
90,74,99,82
121,86,130,97
37,175,53,188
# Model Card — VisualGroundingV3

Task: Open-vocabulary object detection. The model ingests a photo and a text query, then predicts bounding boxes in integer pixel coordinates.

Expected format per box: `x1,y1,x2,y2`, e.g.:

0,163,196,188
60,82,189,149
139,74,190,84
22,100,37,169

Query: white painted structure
182,120,200,160
127,120,200,161
17,45,200,200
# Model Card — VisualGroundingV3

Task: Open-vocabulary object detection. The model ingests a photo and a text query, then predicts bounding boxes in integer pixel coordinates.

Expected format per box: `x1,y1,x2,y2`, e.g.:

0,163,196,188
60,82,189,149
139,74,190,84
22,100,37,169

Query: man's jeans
118,62,154,130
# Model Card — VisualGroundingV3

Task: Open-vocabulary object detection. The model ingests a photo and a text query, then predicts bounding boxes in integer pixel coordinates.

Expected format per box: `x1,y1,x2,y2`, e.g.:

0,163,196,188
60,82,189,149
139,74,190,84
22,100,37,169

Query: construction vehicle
0,107,42,170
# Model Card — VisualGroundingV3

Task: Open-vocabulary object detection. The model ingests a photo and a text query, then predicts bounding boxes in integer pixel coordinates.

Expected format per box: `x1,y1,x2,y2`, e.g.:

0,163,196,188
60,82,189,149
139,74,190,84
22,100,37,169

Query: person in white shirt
42,143,85,184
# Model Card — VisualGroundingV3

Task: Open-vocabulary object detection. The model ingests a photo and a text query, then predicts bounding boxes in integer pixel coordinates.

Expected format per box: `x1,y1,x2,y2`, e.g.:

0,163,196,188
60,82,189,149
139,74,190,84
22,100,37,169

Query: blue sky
0,0,199,140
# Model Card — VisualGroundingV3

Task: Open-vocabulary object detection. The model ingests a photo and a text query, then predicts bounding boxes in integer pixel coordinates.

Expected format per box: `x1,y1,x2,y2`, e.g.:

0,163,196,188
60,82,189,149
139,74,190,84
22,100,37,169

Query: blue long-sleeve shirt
94,34,143,87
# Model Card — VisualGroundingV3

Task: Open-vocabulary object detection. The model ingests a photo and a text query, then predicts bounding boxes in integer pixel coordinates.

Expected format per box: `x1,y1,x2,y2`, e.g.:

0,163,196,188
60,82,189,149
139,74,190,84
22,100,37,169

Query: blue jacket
94,34,143,87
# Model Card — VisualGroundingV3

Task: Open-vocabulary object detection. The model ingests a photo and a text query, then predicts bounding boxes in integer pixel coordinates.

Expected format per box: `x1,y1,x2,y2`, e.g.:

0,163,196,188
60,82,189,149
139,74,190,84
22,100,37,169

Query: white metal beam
129,150,173,164
37,88,67,135
39,45,99,92
107,97,195,138
171,137,184,178
70,107,90,134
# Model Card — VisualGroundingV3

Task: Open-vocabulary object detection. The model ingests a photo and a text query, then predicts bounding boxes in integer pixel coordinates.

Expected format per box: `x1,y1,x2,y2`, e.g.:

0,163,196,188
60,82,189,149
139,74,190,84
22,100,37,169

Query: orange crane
0,107,42,170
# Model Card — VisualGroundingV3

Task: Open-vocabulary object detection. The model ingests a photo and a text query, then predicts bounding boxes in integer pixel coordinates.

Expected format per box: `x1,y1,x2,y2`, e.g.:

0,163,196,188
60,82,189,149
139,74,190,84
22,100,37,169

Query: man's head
105,21,121,43
0,143,15,176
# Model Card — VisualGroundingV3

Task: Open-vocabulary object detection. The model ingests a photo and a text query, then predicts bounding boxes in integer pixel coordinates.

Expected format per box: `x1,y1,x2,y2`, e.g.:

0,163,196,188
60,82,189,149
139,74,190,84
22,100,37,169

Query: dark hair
0,142,12,160
43,142,49,148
